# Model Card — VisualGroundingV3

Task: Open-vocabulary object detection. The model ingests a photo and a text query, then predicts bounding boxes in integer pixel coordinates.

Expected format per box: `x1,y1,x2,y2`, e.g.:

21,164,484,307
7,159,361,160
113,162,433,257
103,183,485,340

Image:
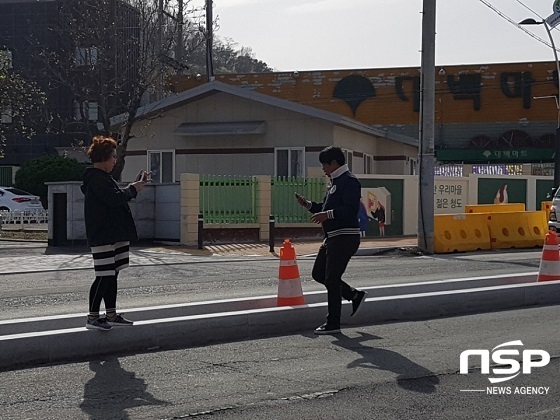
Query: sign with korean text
436,149,554,164
434,178,468,214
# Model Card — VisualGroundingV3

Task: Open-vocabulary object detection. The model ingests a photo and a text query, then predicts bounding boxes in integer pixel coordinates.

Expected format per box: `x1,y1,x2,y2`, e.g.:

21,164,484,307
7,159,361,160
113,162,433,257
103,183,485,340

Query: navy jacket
308,167,361,239
81,168,138,247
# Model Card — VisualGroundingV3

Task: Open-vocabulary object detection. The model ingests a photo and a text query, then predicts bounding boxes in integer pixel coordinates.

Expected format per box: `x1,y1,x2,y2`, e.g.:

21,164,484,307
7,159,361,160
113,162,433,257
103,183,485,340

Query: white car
0,187,45,212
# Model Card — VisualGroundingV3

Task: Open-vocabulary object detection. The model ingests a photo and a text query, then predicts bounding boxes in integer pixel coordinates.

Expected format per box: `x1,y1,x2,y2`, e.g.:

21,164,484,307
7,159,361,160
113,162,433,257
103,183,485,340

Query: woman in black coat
81,136,149,331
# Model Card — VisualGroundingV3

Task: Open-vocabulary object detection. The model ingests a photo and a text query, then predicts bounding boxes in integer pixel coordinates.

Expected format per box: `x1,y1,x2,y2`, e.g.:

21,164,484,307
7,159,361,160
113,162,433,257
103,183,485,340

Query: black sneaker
86,317,112,331
314,323,341,335
351,291,367,317
106,313,134,327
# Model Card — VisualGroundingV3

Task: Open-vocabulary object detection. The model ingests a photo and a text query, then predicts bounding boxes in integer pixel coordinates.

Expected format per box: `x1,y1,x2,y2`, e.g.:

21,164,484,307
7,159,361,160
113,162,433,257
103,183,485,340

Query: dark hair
87,136,117,163
319,146,345,165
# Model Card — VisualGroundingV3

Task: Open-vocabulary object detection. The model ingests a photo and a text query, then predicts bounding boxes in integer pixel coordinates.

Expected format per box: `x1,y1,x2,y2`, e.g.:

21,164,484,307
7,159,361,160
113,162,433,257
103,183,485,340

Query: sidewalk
0,236,418,275
153,236,419,257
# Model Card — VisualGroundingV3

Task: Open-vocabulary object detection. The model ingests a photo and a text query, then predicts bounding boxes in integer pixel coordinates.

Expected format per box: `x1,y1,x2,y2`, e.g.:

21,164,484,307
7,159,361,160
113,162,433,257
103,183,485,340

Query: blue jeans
312,234,360,326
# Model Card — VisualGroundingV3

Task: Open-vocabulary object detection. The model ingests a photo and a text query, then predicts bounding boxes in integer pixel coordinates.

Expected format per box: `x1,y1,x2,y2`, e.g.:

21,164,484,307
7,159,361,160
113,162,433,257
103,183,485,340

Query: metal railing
199,175,258,223
0,210,48,225
198,175,327,224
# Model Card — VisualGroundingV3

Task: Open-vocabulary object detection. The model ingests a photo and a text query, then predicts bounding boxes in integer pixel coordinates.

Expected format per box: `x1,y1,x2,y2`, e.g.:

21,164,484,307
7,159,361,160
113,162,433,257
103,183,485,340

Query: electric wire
478,0,559,52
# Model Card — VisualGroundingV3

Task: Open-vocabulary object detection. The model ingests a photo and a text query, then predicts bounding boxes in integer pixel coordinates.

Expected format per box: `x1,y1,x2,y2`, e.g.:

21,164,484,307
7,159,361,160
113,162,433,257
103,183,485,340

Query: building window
0,50,12,68
342,149,353,171
0,50,13,123
75,47,98,66
148,150,174,183
275,147,304,178
1,107,12,124
409,158,417,175
73,101,99,121
364,154,373,174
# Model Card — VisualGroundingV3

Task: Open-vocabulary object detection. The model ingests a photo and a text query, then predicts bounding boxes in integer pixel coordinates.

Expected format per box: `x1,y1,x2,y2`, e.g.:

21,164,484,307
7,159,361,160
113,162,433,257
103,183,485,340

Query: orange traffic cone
277,239,305,306
537,231,560,282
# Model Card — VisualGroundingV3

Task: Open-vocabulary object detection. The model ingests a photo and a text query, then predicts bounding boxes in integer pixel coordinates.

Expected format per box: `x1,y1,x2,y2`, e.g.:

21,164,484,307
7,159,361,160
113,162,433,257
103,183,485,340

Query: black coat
81,167,138,247
308,170,361,238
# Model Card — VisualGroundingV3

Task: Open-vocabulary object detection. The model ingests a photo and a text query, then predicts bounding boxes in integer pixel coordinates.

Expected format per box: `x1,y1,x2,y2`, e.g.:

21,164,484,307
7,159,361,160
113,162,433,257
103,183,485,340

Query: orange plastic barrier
434,213,491,253
537,231,560,282
487,211,547,249
277,239,305,306
465,203,525,213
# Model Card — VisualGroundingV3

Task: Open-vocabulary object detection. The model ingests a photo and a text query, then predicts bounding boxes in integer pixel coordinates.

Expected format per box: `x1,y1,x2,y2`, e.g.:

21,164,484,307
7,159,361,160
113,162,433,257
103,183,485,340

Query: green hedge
14,156,86,207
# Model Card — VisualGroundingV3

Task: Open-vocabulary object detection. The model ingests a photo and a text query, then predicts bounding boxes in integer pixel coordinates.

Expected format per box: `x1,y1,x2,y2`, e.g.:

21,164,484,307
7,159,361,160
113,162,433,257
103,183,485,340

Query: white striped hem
326,228,361,238
91,241,130,276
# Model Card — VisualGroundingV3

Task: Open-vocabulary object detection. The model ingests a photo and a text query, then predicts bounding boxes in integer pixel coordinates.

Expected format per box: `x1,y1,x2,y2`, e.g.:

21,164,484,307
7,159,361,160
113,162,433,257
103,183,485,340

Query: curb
1,272,557,371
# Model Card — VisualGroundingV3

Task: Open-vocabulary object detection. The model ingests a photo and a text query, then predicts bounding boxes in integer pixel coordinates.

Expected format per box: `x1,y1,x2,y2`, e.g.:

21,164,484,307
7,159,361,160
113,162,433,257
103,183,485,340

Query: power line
515,0,545,21
477,0,560,52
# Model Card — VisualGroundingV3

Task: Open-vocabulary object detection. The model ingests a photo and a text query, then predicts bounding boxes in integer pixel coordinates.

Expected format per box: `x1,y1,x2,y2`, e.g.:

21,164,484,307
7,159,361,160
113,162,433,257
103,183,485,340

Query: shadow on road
332,332,440,393
80,357,169,420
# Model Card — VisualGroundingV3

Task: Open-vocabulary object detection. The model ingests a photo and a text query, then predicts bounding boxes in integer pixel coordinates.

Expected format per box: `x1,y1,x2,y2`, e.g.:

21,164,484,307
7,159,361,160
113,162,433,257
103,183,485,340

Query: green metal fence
271,177,327,223
199,175,258,223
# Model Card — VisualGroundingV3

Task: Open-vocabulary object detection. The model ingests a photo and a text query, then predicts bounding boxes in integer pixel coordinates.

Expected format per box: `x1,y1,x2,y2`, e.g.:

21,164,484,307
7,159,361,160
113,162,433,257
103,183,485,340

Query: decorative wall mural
333,75,375,115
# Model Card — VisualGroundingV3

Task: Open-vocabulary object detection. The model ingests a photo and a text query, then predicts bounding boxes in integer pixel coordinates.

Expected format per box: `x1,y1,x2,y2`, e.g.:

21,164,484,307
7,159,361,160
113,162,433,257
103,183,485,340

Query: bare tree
37,0,270,180
40,0,205,179
186,37,273,75
0,54,46,157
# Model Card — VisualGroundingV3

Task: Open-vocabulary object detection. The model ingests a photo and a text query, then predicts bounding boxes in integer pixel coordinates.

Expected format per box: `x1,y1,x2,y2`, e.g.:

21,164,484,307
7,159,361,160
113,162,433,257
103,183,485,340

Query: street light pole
520,18,560,189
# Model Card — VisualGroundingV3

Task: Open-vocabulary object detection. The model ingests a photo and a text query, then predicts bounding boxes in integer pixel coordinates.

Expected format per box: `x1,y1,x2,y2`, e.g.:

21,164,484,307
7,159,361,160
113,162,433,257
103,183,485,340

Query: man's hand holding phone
295,192,309,208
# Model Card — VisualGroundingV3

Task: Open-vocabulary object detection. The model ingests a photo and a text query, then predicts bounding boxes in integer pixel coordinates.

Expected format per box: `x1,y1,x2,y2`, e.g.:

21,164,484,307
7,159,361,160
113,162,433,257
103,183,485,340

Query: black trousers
312,234,360,326
88,273,118,315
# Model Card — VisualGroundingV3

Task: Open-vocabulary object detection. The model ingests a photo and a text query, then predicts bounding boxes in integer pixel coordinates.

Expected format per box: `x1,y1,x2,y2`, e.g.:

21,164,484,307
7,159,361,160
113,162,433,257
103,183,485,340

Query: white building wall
332,126,417,175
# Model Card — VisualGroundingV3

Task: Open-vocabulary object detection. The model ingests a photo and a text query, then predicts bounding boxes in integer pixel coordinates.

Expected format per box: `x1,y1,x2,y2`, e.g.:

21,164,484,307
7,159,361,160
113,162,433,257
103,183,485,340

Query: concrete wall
49,172,554,244
152,184,178,240
47,182,86,243
47,182,163,244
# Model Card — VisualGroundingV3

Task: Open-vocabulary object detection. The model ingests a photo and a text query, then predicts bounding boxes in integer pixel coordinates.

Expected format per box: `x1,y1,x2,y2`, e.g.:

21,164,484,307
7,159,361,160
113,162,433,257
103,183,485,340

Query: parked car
0,187,44,212
548,187,560,234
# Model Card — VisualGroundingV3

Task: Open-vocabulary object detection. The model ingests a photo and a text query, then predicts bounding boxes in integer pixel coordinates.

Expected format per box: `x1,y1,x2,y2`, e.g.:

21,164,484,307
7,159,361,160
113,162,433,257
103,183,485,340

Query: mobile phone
135,170,145,182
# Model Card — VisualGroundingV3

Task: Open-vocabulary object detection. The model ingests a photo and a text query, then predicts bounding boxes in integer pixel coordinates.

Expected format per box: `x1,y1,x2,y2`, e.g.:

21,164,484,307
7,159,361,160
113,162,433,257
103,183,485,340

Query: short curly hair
87,136,117,163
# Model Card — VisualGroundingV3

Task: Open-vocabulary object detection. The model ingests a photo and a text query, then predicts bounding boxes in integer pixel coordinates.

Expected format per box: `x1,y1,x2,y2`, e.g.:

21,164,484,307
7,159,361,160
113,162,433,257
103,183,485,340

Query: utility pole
156,0,164,100
206,0,214,81
418,0,436,254
175,0,184,63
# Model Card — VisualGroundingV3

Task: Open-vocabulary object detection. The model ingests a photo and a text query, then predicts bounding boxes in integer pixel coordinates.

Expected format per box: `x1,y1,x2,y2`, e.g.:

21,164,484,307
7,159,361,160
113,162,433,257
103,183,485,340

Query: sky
189,0,560,72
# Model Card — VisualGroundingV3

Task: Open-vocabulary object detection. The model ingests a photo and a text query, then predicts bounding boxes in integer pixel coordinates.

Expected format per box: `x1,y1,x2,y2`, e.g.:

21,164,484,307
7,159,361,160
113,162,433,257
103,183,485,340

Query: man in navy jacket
296,146,367,334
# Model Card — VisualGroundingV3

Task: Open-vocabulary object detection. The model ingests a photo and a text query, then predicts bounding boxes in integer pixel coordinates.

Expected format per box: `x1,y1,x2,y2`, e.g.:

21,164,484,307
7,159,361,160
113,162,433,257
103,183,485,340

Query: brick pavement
154,236,418,257
0,236,418,274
